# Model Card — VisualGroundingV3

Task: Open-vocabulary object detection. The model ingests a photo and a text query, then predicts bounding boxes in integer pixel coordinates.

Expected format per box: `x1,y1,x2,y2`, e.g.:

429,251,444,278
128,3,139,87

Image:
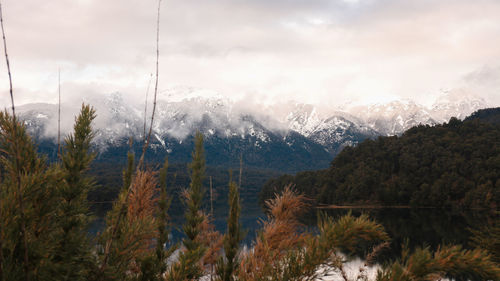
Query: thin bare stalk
99,1,162,276
210,176,213,216
0,2,14,118
139,0,162,170
143,73,153,142
57,68,61,159
337,257,349,281
0,171,3,280
239,153,243,188
0,4,29,280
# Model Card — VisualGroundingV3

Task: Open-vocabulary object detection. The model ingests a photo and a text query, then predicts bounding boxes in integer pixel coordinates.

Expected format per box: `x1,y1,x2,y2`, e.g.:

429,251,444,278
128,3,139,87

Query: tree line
261,108,500,210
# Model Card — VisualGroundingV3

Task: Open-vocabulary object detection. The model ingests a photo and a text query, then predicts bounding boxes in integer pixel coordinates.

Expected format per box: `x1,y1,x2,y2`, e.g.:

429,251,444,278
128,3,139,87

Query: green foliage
261,108,500,209
318,212,390,257
292,212,389,280
239,187,391,281
376,244,500,281
470,222,500,263
123,150,135,192
95,151,134,280
166,131,207,280
465,107,500,125
54,104,97,280
0,111,61,280
95,148,163,281
97,149,136,279
216,179,242,281
0,106,98,281
154,157,174,277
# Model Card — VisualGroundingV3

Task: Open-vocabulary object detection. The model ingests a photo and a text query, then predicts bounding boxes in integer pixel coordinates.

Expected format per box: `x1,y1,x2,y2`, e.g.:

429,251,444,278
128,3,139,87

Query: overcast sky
0,0,499,108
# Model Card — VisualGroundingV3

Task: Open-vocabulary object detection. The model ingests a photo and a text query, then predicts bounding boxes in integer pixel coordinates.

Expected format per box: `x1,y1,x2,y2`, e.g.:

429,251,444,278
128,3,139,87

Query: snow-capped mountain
17,103,58,137
308,115,379,154
430,91,488,123
348,100,438,136
12,91,490,172
285,103,323,137
345,93,487,136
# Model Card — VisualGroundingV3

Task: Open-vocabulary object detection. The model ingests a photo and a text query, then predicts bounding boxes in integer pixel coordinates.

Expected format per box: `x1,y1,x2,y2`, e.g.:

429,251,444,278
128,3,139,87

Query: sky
0,0,499,108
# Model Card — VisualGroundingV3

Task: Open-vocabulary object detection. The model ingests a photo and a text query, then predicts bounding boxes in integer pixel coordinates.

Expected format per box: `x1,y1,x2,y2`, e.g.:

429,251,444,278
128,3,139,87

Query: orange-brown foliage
128,170,158,221
197,213,224,270
238,185,310,280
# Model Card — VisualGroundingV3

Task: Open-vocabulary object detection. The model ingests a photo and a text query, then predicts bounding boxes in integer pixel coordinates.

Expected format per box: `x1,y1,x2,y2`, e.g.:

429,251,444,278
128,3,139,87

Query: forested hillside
261,108,500,209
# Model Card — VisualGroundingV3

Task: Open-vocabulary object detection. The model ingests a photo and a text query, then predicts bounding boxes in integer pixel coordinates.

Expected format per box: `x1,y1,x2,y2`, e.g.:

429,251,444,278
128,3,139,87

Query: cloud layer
0,0,499,108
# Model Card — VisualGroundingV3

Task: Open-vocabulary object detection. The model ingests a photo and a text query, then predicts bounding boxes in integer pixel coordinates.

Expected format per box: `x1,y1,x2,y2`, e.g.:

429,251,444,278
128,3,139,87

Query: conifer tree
155,158,173,275
133,157,175,281
0,111,61,281
94,149,134,280
53,104,96,280
216,178,242,281
167,131,207,280
97,167,159,280
123,143,135,192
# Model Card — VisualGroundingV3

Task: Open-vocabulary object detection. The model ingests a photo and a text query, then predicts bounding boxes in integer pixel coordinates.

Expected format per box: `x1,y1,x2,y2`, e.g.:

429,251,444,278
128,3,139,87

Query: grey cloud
0,0,499,109
461,65,500,105
464,65,500,86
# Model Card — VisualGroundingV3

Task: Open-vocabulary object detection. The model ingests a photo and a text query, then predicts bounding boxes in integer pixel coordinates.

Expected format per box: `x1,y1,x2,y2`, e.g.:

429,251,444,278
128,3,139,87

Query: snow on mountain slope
309,115,379,154
13,91,490,157
16,103,58,137
345,93,487,136
430,91,487,123
348,100,437,135
285,103,323,137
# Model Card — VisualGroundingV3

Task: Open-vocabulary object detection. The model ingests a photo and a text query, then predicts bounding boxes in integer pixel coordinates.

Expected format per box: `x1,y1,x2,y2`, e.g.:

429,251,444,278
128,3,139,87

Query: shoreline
316,205,495,211
317,205,412,209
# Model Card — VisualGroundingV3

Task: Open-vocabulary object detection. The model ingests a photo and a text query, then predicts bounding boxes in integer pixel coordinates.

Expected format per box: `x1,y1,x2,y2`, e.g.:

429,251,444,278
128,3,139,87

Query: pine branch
166,132,207,280
376,244,500,281
216,179,242,281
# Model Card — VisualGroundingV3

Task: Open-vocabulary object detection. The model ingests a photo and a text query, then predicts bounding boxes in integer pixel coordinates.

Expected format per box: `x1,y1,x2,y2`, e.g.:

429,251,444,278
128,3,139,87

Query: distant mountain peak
14,91,491,171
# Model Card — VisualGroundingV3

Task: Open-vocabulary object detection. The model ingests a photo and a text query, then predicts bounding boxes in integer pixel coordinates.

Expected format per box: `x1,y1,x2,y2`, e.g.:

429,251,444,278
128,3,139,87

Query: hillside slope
261,108,500,209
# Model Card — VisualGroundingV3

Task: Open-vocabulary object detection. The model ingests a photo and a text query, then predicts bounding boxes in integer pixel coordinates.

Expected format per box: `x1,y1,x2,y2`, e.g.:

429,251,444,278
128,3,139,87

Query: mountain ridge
13,92,490,172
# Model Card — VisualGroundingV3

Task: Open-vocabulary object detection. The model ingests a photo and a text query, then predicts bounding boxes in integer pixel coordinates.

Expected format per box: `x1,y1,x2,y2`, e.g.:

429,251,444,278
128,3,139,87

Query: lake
90,205,495,261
